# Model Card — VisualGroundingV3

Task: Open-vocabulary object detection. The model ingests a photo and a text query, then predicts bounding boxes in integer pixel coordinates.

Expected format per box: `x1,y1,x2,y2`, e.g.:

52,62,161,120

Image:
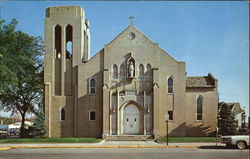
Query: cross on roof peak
129,16,134,25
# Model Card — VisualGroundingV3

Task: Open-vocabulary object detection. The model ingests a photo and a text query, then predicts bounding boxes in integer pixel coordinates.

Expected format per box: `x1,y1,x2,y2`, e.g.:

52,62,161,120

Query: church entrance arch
123,105,140,134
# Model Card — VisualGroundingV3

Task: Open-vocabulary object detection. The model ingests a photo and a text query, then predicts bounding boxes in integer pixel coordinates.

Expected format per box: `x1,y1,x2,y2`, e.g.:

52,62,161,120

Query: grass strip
159,137,217,143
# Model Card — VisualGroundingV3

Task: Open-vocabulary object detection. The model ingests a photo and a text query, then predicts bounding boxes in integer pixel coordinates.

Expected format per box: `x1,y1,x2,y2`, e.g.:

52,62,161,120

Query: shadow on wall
168,122,216,137
59,50,105,138
186,124,215,137
168,122,186,137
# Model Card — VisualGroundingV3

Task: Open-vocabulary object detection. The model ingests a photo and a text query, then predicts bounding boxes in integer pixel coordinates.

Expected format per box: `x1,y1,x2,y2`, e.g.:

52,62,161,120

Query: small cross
129,16,134,25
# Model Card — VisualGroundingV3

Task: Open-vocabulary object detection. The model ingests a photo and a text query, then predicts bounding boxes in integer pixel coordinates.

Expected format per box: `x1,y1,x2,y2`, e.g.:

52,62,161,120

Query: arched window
113,64,118,79
168,77,173,93
197,96,203,120
54,25,62,96
139,64,144,78
66,24,73,59
146,64,152,78
120,64,126,79
54,25,62,59
61,108,65,121
89,79,96,94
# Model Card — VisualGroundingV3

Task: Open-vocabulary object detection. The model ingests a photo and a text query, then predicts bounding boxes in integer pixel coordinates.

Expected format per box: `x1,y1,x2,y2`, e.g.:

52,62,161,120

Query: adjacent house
218,102,245,130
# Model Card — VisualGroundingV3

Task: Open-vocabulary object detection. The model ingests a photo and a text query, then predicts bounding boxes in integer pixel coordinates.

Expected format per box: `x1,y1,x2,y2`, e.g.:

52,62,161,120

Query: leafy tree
0,19,44,138
241,111,246,129
218,103,237,135
29,111,47,138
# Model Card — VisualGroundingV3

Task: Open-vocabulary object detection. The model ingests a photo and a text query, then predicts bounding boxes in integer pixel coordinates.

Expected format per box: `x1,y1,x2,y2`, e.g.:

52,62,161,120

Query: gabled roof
106,24,157,47
104,24,178,63
227,103,244,113
186,73,216,88
218,102,244,114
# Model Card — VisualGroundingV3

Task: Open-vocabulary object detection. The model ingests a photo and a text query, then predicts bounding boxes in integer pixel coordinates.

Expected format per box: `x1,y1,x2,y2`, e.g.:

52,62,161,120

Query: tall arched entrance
123,105,140,134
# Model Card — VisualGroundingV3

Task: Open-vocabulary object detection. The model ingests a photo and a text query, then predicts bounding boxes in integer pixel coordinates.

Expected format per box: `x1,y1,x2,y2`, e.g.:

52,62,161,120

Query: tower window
196,96,203,121
66,41,72,58
89,78,96,94
66,24,73,59
168,77,173,93
54,25,62,59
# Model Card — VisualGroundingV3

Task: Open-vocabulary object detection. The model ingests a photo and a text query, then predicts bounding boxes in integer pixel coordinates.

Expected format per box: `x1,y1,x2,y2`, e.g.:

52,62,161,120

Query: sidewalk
0,141,224,150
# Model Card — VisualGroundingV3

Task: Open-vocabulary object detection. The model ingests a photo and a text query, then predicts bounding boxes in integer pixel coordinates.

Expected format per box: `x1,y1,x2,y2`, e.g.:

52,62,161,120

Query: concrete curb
0,147,12,150
0,145,199,150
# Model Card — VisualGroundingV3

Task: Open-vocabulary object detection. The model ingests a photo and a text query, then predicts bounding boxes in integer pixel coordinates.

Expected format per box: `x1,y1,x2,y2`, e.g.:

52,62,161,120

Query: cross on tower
129,16,134,25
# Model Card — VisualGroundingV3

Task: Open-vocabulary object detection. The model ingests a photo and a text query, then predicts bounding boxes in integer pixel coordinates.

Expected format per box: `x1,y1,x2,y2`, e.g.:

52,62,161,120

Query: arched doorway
123,105,140,134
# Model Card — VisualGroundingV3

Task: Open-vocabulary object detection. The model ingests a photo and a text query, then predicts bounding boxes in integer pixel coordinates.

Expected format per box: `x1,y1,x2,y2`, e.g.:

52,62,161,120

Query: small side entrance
123,105,140,134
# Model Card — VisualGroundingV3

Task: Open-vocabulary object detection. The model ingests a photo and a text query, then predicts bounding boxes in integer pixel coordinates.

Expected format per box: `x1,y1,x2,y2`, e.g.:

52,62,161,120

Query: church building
44,6,218,140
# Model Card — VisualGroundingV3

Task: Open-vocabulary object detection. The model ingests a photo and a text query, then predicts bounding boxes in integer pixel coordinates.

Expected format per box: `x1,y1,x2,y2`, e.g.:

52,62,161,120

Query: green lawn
0,137,102,143
159,137,217,143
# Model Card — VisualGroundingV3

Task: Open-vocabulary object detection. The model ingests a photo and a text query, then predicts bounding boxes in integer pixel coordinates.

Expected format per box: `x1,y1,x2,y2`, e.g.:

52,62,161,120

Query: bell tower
44,6,90,96
44,6,90,137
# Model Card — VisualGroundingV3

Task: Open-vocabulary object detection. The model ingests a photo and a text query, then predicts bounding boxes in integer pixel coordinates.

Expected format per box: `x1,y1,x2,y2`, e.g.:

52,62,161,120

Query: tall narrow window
55,25,62,59
113,64,118,79
139,64,144,78
146,64,152,78
89,79,96,94
197,96,203,120
168,77,173,93
66,24,73,59
120,64,126,79
61,108,65,121
54,25,62,96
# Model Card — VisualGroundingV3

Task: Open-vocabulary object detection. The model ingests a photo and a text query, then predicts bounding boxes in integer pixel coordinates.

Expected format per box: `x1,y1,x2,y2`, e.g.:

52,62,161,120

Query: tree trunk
20,112,26,138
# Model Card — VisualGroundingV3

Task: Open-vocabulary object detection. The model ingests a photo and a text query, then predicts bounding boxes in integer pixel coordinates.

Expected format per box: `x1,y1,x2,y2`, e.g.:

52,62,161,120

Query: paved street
0,148,249,159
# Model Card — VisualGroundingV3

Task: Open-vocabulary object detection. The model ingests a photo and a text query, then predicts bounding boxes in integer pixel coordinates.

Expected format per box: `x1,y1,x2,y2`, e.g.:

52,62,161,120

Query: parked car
220,134,249,149
0,125,8,139
8,128,20,136
0,125,8,135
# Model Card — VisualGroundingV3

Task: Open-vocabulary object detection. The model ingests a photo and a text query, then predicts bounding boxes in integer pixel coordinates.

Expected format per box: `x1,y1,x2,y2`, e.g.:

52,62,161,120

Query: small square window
89,111,96,121
168,111,173,121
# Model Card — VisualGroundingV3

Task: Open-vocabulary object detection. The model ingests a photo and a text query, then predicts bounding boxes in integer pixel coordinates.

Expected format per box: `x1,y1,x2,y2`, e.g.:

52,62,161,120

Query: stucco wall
185,87,218,136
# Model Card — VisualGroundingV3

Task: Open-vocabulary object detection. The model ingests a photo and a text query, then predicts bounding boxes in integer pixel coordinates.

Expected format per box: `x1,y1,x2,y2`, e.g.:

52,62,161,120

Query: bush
29,112,47,138
218,103,237,135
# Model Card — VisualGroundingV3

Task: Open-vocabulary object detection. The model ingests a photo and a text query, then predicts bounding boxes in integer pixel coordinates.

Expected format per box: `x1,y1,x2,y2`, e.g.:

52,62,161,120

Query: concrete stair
106,135,153,141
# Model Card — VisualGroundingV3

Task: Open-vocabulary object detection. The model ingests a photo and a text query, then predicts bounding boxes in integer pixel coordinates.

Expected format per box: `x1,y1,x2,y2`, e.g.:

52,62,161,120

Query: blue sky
0,1,249,117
